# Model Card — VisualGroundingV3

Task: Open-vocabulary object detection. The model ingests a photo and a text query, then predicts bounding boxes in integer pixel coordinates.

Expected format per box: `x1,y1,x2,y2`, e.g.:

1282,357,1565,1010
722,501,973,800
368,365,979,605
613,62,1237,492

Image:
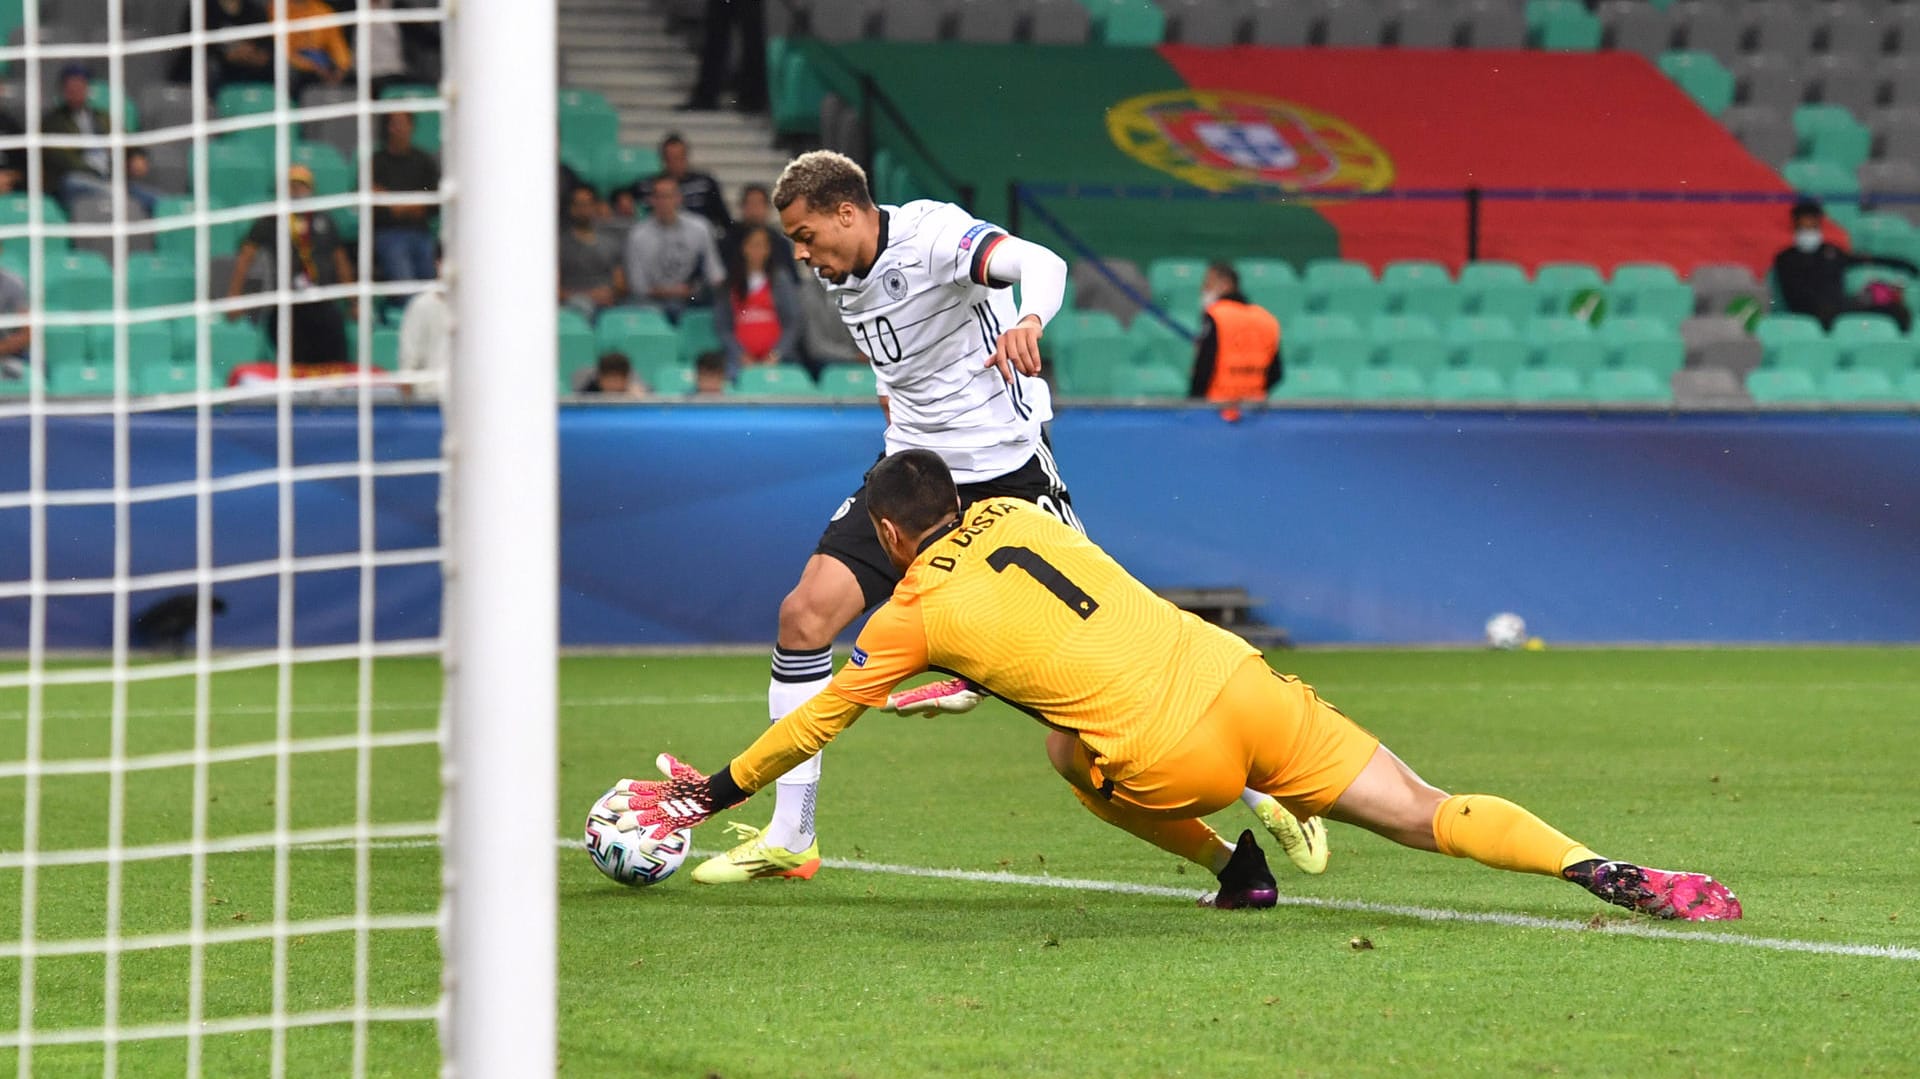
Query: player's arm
980,235,1067,382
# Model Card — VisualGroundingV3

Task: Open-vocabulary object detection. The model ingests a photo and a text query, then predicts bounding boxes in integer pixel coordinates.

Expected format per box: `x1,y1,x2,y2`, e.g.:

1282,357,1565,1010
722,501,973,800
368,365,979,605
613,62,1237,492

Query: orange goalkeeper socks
1432,794,1600,877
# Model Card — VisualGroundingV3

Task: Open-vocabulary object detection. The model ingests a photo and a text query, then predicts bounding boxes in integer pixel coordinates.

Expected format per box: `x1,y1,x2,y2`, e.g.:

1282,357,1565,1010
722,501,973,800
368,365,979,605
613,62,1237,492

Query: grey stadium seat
1744,1,1813,59
1166,0,1245,46
1818,3,1885,59
1072,259,1151,327
1599,0,1674,59
1858,160,1920,225
1885,6,1920,55
1672,0,1741,59
1670,367,1753,407
1028,0,1091,44
1462,0,1527,48
810,0,873,43
878,0,947,42
1680,316,1758,373
1247,0,1321,46
143,137,192,195
68,192,153,259
1870,108,1920,160
298,86,361,162
1688,264,1769,315
1808,55,1879,115
954,0,1021,43
1322,0,1387,47
1722,104,1798,167
1392,1,1460,48
137,84,198,135
767,0,805,37
1877,55,1920,108
1733,53,1811,110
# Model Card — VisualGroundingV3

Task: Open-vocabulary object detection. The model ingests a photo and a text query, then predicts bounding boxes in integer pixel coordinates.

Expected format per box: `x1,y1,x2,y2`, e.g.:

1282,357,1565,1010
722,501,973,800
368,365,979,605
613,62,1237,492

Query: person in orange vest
1188,262,1282,402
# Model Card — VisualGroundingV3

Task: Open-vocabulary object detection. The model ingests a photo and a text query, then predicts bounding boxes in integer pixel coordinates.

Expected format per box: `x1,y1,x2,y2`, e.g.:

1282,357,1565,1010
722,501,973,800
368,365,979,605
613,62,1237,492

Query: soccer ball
583,788,691,886
1484,612,1527,650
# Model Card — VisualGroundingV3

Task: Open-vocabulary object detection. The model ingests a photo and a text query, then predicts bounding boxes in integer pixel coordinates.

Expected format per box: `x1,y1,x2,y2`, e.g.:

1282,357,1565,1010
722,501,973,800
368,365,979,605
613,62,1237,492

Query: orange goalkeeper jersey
727,498,1260,791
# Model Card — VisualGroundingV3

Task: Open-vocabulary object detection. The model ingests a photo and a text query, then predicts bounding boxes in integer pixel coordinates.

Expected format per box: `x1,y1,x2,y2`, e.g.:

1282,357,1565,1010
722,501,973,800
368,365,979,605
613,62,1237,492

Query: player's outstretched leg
691,555,864,884
1240,789,1329,874
1325,745,1741,922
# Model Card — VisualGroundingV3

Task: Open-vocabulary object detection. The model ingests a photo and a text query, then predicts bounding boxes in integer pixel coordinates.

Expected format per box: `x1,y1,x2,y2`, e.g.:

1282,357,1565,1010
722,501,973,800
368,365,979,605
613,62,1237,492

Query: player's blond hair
772,150,875,213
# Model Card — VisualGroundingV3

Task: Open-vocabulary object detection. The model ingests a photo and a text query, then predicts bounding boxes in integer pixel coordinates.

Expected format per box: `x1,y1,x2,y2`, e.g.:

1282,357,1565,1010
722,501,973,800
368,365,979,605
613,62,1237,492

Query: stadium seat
1845,213,1917,262
1029,0,1092,44
1587,367,1674,404
125,254,195,309
1532,262,1607,318
1673,367,1752,406
1464,0,1527,48
1794,104,1872,170
1286,313,1367,370
1858,161,1920,227
1269,367,1349,401
1753,314,1837,372
1730,53,1810,113
1657,51,1734,117
1831,312,1901,344
1527,0,1601,50
1672,0,1738,57
292,140,353,196
1600,1,1674,60
1393,1,1462,49
1072,259,1151,325
209,320,271,380
135,361,199,396
1459,261,1538,324
650,364,698,395
1748,0,1813,58
818,364,879,397
1510,366,1586,403
43,252,113,312
1091,0,1166,45
1519,317,1605,373
595,308,678,366
216,82,282,120
153,196,247,259
1368,314,1448,373
774,51,828,135
1723,103,1798,168
1147,257,1207,316
1109,364,1186,398
677,309,723,363
558,321,595,386
1821,368,1901,402
1054,315,1127,394
206,137,273,206
877,0,945,42
1349,365,1427,400
1323,0,1389,47
1900,369,1920,402
1236,258,1305,319
1443,315,1529,376
1608,263,1694,324
1429,367,1508,402
1745,367,1822,403
1783,158,1860,208
0,193,70,252
1165,0,1243,46
1381,260,1462,322
1688,263,1768,315
592,144,663,197
84,80,137,131
1127,317,1189,371
48,362,116,397
1596,316,1686,374
39,325,92,371
1806,56,1877,120
737,365,823,396
1305,259,1384,321
1878,56,1920,111
1249,0,1317,46
953,0,1021,43
1839,334,1917,375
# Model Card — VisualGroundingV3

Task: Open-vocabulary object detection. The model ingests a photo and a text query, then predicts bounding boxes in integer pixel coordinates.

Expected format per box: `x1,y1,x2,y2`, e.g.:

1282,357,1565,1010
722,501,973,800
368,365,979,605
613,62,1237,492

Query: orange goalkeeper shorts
1102,655,1380,822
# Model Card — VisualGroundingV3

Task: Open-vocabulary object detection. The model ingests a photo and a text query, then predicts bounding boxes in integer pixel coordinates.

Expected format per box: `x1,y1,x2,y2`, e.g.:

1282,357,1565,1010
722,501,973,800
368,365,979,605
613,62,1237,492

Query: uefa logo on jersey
882,268,909,301
1107,89,1394,195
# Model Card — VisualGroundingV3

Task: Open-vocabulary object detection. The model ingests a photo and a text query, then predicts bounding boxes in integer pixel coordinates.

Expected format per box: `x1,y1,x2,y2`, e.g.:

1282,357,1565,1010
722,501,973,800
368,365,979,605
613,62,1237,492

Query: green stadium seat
818,364,879,397
1587,367,1673,404
1287,313,1365,370
1900,369,1920,402
1656,51,1734,117
1127,317,1189,371
0,368,37,396
737,364,822,396
774,52,827,136
1368,314,1447,373
208,320,270,380
1429,367,1508,402
556,306,594,338
1443,315,1528,376
1269,367,1348,401
1305,260,1384,322
1840,336,1917,375
558,88,614,114
1532,261,1606,317
1109,364,1186,398
1595,316,1685,374
216,82,282,119
591,144,663,197
1528,0,1602,50
39,325,92,370
595,306,673,347
86,81,138,131
135,362,199,396
1821,369,1900,402
292,141,354,196
1381,260,1462,323
1746,368,1821,403
1794,105,1872,171
1459,261,1538,324
125,322,175,371
1783,159,1859,208
1608,263,1694,324
1831,313,1900,344
1524,317,1607,371
1235,259,1304,319
43,253,113,312
559,103,620,167
126,254,196,310
558,322,595,385
1510,366,1586,403
370,328,401,370
206,137,273,206
1349,365,1427,400
1148,257,1207,315
48,362,115,397
1848,213,1918,262
648,364,697,395
153,196,247,258
1092,0,1166,45
1753,314,1838,372
677,308,723,363
0,193,70,252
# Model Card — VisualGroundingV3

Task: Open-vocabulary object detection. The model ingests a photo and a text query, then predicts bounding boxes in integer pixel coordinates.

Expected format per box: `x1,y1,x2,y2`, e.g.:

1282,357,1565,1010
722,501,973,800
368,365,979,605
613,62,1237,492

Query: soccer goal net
0,2,555,1075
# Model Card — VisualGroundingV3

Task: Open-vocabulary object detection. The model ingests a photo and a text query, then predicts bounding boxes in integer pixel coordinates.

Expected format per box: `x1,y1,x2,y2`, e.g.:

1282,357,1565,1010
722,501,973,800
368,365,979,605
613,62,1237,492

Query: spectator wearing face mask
1773,197,1919,332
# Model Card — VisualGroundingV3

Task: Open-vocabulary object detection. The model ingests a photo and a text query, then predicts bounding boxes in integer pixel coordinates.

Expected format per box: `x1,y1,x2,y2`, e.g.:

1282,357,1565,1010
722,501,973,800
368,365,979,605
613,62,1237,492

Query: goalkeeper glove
883,677,985,716
598,753,748,840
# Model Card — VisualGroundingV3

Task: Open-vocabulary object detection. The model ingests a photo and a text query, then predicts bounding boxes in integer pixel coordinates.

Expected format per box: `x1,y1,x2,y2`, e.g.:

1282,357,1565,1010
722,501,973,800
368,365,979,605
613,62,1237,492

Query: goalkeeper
605,451,1741,921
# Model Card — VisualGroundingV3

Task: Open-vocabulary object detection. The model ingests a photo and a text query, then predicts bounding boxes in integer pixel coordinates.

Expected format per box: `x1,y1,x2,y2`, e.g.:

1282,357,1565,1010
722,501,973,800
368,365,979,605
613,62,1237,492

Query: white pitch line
271,834,1920,964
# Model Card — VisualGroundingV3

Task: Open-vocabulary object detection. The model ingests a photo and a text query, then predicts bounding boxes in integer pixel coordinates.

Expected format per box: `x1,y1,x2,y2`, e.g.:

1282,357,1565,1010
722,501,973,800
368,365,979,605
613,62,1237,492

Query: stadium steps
558,0,790,202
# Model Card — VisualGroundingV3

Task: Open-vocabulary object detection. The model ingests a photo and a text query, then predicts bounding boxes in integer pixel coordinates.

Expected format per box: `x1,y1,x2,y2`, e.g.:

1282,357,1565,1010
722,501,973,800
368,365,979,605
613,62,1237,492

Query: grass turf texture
3,648,1917,1076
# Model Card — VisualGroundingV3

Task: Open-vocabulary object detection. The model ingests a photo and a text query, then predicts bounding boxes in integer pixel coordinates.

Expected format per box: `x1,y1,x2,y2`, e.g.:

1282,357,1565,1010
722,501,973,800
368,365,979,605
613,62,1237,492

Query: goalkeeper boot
689,822,822,884
1562,859,1743,922
1198,829,1278,910
1249,795,1329,875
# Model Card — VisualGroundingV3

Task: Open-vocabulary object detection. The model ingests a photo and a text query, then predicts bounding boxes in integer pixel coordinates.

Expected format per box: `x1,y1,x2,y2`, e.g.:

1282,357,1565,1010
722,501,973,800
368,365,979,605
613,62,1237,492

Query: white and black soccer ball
1484,612,1527,651
584,788,691,886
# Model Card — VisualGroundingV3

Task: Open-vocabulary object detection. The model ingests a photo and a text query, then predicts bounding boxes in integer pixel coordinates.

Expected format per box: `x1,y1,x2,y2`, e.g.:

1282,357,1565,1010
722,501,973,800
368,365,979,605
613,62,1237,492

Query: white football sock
1240,788,1270,812
765,645,832,850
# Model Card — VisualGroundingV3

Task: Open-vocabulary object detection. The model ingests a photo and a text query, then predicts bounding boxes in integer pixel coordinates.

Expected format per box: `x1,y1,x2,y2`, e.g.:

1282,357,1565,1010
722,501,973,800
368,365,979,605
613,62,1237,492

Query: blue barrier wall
4,405,1918,647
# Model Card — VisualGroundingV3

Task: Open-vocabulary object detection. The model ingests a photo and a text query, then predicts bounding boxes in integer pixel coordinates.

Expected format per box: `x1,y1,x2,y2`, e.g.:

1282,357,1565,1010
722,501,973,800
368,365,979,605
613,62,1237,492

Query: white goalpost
0,0,557,1074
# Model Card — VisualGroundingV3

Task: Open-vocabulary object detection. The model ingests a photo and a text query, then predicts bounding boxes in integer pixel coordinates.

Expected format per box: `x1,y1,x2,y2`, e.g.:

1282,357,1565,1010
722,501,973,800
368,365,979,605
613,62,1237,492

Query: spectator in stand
636,133,731,233
0,239,29,380
226,164,354,367
280,0,354,94
41,66,114,210
560,183,628,317
0,110,27,193
1188,262,1281,402
722,183,794,280
625,175,724,323
363,0,412,97
694,350,729,395
1774,198,1920,332
794,270,861,374
715,224,800,374
398,247,450,375
371,111,440,281
683,0,769,112
173,0,274,92
581,352,648,397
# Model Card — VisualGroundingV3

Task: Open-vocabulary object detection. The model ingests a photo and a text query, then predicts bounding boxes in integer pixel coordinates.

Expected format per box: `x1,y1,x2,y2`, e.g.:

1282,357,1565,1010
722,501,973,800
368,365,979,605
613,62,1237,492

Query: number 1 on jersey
987,546,1099,620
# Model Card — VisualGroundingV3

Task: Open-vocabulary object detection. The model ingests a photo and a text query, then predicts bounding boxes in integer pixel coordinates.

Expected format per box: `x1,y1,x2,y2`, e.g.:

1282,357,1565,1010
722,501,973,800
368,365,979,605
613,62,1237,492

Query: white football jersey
824,200,1053,483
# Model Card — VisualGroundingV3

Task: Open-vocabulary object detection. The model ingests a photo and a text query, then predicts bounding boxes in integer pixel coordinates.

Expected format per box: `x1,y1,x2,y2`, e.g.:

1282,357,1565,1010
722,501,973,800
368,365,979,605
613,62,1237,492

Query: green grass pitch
3,648,1918,1076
